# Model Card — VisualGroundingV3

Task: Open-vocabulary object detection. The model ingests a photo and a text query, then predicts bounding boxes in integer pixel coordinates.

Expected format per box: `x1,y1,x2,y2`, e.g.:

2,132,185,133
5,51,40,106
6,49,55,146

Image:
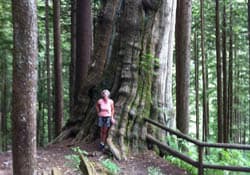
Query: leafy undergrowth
101,159,120,174
165,135,250,175
62,141,187,175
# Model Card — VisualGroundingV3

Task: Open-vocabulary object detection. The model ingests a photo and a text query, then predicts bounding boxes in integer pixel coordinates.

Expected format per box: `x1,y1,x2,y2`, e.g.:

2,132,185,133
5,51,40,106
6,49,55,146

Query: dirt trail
0,140,188,175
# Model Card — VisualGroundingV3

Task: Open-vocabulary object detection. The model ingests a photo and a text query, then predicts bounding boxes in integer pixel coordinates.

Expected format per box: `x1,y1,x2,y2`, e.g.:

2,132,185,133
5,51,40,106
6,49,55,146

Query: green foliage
205,148,250,168
64,147,88,171
187,0,250,145
164,137,250,175
140,53,159,76
101,159,120,174
147,166,164,175
165,155,197,175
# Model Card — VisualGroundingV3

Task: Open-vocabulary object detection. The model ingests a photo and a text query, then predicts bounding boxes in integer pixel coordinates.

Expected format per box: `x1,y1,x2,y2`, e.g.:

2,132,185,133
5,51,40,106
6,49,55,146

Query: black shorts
98,117,111,127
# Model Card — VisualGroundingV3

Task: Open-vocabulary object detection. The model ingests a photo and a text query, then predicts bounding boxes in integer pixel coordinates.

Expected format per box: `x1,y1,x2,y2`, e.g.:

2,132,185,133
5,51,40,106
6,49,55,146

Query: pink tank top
98,99,113,117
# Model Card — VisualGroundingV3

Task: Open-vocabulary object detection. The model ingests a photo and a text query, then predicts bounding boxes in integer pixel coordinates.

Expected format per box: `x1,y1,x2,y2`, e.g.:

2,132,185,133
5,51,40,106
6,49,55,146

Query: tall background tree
45,0,52,142
175,0,192,134
200,0,208,142
11,0,38,174
0,0,12,153
222,0,228,143
216,0,223,143
53,0,63,137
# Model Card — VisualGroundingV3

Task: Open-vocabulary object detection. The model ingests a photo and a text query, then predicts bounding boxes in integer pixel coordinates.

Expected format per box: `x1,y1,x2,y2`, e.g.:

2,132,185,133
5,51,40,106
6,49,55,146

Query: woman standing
96,89,115,150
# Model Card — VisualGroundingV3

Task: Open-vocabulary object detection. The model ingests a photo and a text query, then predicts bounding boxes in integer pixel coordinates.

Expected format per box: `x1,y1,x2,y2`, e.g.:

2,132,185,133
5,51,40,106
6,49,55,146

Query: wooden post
198,146,204,175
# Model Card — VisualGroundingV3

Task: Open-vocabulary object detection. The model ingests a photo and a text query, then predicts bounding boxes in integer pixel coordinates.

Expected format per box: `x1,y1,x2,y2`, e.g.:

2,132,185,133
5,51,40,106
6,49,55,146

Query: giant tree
11,0,38,174
57,0,177,160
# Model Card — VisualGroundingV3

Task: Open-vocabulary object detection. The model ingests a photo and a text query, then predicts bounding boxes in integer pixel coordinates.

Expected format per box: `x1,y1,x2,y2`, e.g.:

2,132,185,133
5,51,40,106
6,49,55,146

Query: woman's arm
111,100,115,118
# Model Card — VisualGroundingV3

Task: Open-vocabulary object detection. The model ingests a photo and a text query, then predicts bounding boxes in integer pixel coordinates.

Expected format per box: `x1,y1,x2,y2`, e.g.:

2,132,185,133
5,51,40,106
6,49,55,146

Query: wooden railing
144,118,250,175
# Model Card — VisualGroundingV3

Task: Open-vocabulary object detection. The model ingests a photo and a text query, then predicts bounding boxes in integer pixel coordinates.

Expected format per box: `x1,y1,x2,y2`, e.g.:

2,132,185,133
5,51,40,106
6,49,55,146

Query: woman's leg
102,126,109,143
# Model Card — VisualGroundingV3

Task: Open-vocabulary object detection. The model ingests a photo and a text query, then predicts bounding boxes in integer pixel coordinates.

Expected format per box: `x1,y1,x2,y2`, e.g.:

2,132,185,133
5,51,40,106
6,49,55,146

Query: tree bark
11,0,38,174
228,0,233,141
1,56,8,151
200,0,208,142
151,0,176,136
194,31,200,140
46,0,52,141
70,0,77,116
222,0,228,143
248,0,250,144
175,0,192,134
53,0,63,137
216,0,223,143
74,0,92,104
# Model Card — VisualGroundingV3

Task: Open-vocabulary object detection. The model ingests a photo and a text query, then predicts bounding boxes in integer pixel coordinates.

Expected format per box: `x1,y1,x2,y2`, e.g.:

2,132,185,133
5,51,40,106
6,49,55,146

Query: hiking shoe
99,143,105,151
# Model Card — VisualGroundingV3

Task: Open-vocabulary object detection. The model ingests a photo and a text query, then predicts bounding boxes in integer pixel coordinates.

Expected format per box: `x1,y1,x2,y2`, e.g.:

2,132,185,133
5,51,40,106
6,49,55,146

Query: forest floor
0,139,188,175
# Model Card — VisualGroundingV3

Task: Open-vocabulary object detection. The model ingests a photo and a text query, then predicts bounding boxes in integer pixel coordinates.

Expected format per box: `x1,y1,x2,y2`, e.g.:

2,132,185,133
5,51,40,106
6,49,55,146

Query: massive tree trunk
58,0,176,160
11,0,38,174
175,0,192,134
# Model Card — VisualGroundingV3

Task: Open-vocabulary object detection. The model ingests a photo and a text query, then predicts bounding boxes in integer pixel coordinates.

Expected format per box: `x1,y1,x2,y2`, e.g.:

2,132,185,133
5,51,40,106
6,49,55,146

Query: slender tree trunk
70,0,77,116
216,0,223,143
232,36,237,143
1,58,7,151
38,61,46,146
248,0,250,144
37,63,42,146
176,0,192,134
206,65,210,139
228,0,233,141
194,31,200,140
200,0,208,142
11,0,38,174
37,97,42,146
45,0,52,141
222,0,228,143
53,0,63,137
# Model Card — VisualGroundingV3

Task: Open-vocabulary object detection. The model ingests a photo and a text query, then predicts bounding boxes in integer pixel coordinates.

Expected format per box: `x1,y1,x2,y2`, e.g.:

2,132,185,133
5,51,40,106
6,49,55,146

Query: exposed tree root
106,136,122,161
